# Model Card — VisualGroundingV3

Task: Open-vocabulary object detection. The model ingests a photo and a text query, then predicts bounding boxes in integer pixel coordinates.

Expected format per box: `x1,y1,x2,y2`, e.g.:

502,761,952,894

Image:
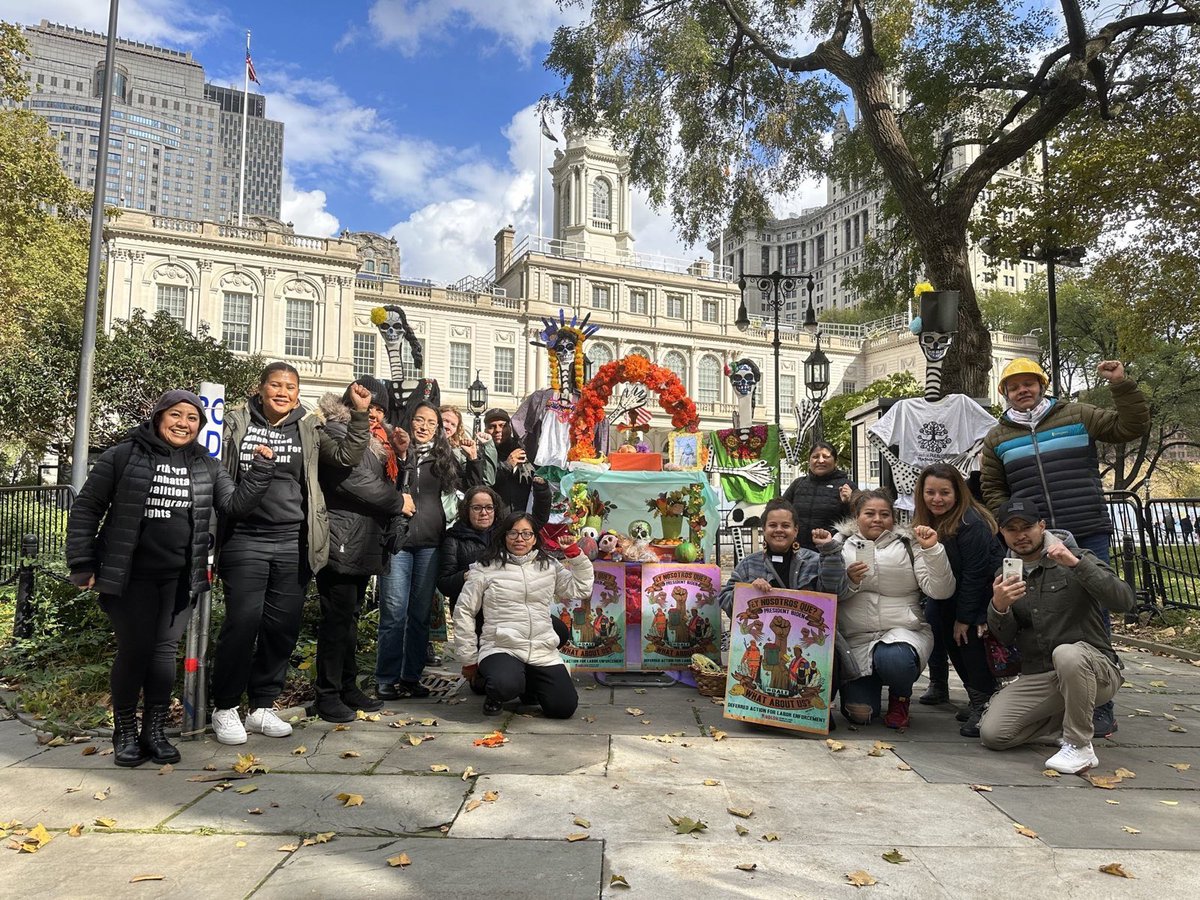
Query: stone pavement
1,646,1198,898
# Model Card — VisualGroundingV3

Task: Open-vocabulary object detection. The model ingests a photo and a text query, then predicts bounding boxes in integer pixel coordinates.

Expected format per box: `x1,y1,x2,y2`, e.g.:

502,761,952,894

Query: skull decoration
370,305,423,368
726,358,762,399
628,519,653,542
918,331,953,363
580,525,600,542
531,309,600,402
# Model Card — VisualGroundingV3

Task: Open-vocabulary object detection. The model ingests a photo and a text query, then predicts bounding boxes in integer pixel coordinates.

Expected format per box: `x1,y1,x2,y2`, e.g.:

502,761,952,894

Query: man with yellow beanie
981,358,1149,737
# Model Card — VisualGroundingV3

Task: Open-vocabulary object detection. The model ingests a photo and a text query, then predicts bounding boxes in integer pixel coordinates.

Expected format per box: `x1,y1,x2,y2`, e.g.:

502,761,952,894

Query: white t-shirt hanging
869,394,997,509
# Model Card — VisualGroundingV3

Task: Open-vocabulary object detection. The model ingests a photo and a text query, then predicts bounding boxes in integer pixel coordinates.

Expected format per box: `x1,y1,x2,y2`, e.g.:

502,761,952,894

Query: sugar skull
726,358,762,398
598,531,622,559
628,519,653,543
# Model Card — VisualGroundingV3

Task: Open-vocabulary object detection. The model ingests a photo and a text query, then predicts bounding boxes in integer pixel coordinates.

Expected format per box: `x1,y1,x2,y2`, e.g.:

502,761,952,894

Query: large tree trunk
916,220,993,399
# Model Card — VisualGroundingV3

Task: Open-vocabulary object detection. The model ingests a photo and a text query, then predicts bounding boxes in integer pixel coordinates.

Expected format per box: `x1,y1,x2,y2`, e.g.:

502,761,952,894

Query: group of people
67,354,1146,777
720,357,1146,773
67,364,589,767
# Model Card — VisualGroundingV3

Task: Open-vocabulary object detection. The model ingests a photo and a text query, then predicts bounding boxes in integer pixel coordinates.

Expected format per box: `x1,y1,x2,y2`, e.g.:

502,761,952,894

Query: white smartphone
1002,557,1023,581
854,542,874,572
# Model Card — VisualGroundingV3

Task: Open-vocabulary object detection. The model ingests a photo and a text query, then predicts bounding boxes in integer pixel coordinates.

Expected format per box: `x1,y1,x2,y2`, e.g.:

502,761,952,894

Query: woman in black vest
782,442,855,550
66,390,274,767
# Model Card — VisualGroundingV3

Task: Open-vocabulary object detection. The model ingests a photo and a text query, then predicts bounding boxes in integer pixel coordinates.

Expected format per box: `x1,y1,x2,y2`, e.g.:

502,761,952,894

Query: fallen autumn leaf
845,870,877,887
1099,862,1134,878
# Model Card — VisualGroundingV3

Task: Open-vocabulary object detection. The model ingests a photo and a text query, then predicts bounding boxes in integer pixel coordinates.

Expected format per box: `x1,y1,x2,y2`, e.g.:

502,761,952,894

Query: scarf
1007,397,1054,428
371,421,399,482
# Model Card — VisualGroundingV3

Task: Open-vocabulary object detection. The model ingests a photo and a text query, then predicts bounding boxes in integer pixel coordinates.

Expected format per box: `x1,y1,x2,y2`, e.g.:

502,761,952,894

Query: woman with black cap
67,390,275,766
312,377,411,722
209,362,371,744
783,441,856,551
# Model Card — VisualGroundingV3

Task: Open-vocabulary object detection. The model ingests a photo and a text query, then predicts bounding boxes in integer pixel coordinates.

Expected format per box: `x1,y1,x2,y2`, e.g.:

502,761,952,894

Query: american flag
246,52,260,85
630,405,653,429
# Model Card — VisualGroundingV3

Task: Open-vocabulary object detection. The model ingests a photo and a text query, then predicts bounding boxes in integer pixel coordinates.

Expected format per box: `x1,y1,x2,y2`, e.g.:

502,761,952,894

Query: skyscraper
204,84,284,221
15,20,283,222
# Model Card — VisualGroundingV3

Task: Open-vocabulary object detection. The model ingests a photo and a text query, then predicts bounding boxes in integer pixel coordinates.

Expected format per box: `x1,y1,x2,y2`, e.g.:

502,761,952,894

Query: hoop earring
792,542,801,552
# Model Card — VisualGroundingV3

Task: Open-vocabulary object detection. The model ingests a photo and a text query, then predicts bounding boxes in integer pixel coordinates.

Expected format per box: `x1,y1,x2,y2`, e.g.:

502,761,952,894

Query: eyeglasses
507,530,536,540
470,505,495,513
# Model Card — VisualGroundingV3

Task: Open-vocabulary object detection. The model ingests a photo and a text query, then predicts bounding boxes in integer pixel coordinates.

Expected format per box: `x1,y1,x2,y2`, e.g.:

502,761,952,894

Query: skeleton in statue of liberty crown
370,304,440,429
865,287,997,514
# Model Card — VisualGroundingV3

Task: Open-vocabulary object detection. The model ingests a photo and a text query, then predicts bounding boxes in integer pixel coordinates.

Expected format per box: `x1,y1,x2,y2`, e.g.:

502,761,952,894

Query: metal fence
0,485,75,581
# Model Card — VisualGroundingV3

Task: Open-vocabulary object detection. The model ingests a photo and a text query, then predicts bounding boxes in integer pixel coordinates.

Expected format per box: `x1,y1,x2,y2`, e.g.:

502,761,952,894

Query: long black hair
408,400,461,492
480,511,552,569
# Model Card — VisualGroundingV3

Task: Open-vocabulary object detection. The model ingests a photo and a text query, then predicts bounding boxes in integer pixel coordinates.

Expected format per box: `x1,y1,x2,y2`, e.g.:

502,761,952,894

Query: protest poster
639,563,721,670
724,584,838,734
555,561,626,670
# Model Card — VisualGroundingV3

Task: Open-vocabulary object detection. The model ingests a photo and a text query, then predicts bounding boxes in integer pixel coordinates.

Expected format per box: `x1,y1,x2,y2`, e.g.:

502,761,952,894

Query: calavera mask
629,519,652,542
918,331,953,362
730,363,758,397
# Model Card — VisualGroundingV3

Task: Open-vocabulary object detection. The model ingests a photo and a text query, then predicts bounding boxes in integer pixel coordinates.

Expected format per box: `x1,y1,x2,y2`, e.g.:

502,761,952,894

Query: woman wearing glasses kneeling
453,511,594,717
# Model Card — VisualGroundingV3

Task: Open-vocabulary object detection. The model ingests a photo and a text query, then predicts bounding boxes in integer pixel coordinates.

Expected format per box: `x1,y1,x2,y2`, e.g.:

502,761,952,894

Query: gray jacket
718,542,847,615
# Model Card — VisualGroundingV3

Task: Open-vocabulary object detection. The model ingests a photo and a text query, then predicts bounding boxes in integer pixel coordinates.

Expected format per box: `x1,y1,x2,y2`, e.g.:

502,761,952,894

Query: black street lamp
804,335,831,402
467,369,488,436
736,271,816,435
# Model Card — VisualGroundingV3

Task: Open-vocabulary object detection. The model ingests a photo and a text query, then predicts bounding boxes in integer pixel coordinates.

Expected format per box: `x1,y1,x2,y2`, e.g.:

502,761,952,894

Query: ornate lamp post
735,271,816,434
803,332,831,440
467,370,488,436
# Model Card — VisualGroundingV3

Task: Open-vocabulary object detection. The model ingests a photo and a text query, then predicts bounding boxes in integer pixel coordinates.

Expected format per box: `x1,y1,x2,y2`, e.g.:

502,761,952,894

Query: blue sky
8,0,825,282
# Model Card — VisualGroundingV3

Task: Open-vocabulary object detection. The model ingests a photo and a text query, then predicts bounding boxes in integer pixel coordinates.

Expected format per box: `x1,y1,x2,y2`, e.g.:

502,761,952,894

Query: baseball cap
996,497,1044,527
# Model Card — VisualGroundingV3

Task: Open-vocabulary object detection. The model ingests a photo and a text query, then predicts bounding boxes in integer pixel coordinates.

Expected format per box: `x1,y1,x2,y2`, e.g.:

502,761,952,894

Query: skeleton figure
726,358,761,430
370,304,438,427
514,310,601,467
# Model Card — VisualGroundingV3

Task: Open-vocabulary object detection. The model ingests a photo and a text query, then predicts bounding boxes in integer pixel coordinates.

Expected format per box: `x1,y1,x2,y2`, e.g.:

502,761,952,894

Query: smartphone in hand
854,542,874,573
1001,557,1023,581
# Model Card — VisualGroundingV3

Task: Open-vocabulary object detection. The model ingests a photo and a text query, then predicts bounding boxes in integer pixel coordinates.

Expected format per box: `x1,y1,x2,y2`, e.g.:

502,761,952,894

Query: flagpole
538,118,544,242
238,30,250,227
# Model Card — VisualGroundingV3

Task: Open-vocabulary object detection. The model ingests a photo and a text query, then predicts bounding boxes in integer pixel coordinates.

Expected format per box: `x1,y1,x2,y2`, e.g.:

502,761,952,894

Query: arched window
697,355,722,404
591,178,611,226
662,350,688,390
626,345,651,360
589,342,615,370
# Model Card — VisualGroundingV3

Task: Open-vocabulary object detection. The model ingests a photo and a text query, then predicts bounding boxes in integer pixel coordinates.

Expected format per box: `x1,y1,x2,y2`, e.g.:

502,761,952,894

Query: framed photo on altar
667,431,707,471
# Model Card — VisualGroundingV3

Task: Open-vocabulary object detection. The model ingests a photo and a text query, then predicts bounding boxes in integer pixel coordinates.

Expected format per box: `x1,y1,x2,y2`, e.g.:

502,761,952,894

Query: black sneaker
314,696,356,724
397,680,431,699
483,698,503,716
342,687,384,713
1093,702,1117,738
918,683,950,705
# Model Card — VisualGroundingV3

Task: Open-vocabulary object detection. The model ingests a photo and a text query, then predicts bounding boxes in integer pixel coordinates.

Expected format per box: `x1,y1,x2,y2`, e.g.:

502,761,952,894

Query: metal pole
1041,138,1062,394
238,30,251,227
538,124,544,240
773,280,782,495
71,0,120,494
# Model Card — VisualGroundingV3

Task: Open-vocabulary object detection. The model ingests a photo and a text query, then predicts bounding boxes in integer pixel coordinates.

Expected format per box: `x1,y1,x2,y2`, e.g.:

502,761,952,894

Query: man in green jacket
979,498,1135,774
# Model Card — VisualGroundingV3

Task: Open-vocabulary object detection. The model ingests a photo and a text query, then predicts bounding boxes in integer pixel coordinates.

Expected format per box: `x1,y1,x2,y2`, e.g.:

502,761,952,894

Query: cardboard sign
555,562,626,670
724,584,838,734
639,563,721,670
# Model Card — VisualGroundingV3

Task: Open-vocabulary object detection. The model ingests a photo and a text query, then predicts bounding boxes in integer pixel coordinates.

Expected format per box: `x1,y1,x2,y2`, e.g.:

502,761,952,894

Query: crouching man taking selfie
978,498,1135,774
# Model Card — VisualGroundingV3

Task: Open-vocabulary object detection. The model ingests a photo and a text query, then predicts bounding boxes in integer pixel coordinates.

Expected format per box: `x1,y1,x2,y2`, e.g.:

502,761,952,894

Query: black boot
959,687,991,738
139,705,181,765
112,707,149,768
918,681,950,705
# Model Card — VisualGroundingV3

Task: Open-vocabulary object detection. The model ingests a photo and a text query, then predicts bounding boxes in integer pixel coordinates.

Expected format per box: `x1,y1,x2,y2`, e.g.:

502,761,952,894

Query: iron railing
0,485,75,581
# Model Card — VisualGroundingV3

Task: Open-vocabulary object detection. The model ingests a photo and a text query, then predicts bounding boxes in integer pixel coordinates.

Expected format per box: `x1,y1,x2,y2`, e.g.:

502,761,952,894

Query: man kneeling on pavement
979,498,1135,774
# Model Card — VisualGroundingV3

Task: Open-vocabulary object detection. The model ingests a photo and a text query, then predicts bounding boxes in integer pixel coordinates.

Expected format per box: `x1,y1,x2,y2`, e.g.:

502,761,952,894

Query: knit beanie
151,389,207,429
483,407,511,425
343,374,389,414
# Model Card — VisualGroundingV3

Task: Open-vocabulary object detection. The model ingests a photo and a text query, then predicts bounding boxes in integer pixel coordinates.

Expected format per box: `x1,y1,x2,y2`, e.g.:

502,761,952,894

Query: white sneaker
246,707,292,738
212,708,247,745
1045,742,1099,774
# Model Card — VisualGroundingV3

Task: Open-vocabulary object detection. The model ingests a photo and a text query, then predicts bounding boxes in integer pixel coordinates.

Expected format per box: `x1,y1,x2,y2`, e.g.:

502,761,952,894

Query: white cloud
359,0,580,61
280,171,339,237
9,0,225,47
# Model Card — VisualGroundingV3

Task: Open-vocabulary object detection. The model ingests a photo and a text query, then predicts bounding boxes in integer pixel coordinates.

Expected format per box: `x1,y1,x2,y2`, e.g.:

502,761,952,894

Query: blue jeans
375,546,439,684
841,642,921,719
1075,531,1111,565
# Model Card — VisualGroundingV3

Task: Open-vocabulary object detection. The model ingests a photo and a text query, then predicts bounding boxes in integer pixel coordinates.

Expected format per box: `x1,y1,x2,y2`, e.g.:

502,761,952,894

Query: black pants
211,535,310,710
101,573,193,709
928,598,996,697
478,652,578,719
926,598,950,687
315,569,368,700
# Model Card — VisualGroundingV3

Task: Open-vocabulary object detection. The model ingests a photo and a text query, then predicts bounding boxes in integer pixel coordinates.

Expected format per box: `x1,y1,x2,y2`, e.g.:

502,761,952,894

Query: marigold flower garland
568,356,700,461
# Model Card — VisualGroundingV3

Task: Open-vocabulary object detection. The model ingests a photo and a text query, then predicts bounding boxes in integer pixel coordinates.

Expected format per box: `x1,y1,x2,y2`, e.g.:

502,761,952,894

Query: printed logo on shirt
916,421,952,455
240,424,300,471
145,463,192,519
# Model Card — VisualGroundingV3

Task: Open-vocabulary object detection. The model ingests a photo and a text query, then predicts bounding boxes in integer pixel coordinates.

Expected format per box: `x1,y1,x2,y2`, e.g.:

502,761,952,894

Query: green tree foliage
821,371,921,460
545,1,1199,397
90,311,265,447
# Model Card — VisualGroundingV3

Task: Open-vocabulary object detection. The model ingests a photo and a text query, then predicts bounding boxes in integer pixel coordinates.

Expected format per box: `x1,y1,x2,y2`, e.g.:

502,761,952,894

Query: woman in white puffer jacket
454,511,593,718
836,490,956,730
